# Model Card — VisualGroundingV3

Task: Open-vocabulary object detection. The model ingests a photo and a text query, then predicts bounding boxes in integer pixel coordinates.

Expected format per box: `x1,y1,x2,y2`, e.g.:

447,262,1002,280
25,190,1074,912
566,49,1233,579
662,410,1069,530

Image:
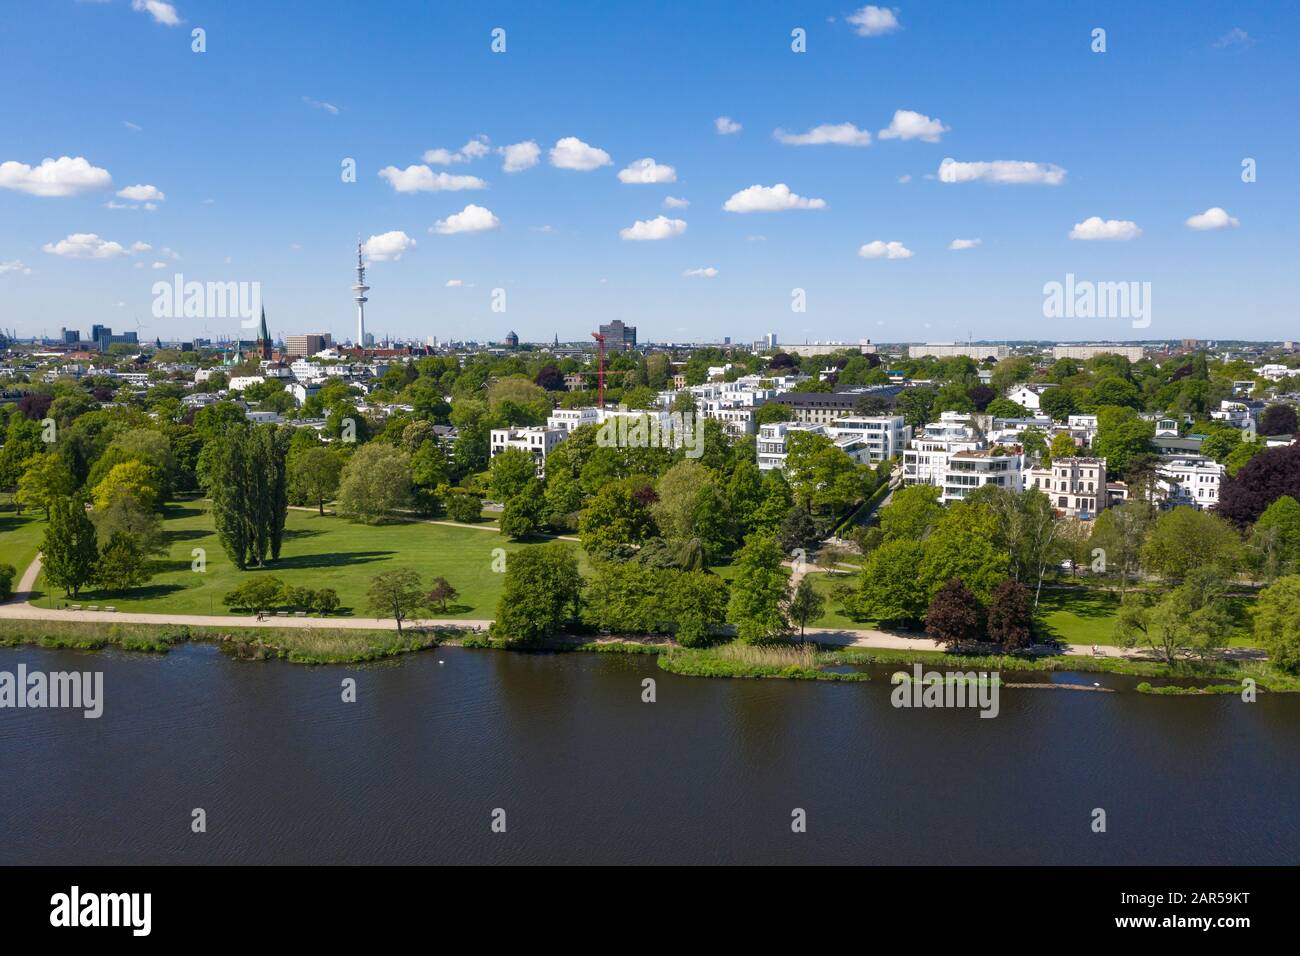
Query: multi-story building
782,340,877,357
488,426,567,477
1157,457,1225,510
285,333,332,358
1052,344,1145,362
1006,383,1058,412
773,385,902,425
1024,457,1107,519
823,416,911,463
902,412,985,488
941,447,1025,503
547,407,600,434
756,421,871,472
598,320,637,352
908,343,1009,361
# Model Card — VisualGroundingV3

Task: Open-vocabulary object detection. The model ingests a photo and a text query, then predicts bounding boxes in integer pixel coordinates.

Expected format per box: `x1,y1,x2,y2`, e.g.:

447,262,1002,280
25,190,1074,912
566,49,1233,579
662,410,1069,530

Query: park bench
87,605,99,611
277,610,289,617
70,604,82,611
294,611,306,617
104,606,116,612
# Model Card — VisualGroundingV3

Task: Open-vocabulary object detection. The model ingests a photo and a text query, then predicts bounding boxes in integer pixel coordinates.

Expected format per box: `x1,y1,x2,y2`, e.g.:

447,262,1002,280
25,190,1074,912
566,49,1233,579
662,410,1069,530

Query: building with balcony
488,426,568,477
1025,457,1107,519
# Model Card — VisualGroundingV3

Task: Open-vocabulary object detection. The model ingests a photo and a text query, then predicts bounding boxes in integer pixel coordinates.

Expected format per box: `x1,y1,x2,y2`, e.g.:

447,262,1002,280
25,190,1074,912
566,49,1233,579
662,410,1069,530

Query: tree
1114,569,1233,663
366,568,426,633
15,453,75,519
925,578,985,649
95,531,152,593
444,491,483,522
1259,404,1298,437
1218,443,1300,527
41,498,99,598
487,447,537,502
92,460,162,513
1249,495,1300,581
1253,575,1300,673
778,505,820,554
986,579,1034,650
205,424,288,570
336,443,412,523
499,481,545,539
1093,408,1154,478
493,542,582,644
879,484,943,542
579,479,657,561
425,577,459,613
985,398,1027,419
784,432,868,516
1140,507,1241,582
895,388,937,430
222,576,287,612
0,563,15,602
291,446,342,515
849,539,927,626
726,534,790,643
1038,387,1078,421
670,570,729,646
785,576,825,643
1046,431,1077,465
1088,499,1155,591
917,503,1010,603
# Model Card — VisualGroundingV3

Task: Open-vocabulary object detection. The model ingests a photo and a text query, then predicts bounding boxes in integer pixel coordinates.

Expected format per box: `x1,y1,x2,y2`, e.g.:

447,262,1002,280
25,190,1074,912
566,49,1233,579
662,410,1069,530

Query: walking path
1,554,1267,661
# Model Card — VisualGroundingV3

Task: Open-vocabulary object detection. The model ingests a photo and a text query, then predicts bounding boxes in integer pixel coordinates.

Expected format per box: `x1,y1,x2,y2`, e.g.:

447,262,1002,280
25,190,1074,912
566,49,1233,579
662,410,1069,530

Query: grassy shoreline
2,619,1297,691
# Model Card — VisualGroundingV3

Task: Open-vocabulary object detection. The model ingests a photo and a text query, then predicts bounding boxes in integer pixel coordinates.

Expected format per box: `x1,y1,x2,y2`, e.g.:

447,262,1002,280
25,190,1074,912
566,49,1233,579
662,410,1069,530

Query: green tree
726,534,790,643
366,568,426,633
1249,495,1300,580
1114,569,1233,662
1140,507,1242,582
336,443,413,523
785,575,825,643
499,481,545,539
290,446,343,515
487,447,538,502
41,498,99,598
16,453,75,519
1089,499,1156,591
1253,575,1300,673
579,479,657,560
879,484,943,542
849,539,927,626
493,542,582,644
95,531,153,593
92,459,162,513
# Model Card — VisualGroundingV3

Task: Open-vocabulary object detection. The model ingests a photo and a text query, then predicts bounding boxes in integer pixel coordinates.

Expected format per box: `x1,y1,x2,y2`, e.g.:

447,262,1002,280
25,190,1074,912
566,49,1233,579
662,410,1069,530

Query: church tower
255,306,272,360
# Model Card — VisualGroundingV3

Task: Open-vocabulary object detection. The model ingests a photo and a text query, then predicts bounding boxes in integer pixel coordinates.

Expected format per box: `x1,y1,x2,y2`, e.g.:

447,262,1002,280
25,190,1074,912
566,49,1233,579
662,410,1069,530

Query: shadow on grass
56,583,189,604
164,529,211,543
282,528,327,540
161,505,206,521
267,550,396,571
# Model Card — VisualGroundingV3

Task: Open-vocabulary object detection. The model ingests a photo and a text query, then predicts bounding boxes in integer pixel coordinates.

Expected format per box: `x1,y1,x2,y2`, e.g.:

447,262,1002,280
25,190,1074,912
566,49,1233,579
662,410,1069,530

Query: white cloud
129,241,152,253
1212,27,1252,49
663,195,690,209
549,136,612,171
897,174,912,184
151,260,168,269
363,230,417,261
42,233,129,259
715,116,742,135
498,140,540,173
378,165,486,192
0,156,112,197
532,224,554,233
1069,217,1142,241
123,120,142,132
131,0,182,26
618,158,677,184
0,260,31,275
116,183,165,202
422,136,490,165
432,204,500,235
619,216,687,241
948,238,981,250
847,5,900,36
723,183,827,213
775,123,872,146
878,110,949,143
302,96,339,115
858,240,913,259
1185,206,1240,230
445,279,464,287
159,246,180,259
683,267,718,278
938,158,1067,185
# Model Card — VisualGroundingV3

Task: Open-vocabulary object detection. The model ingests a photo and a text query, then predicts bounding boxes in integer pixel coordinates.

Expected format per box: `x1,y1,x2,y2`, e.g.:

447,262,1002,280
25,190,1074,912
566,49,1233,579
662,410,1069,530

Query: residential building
902,412,985,488
908,343,1009,361
756,421,871,472
1157,457,1225,510
823,416,911,463
488,426,568,477
773,385,903,425
1006,382,1058,412
941,446,1025,503
547,407,600,434
1025,457,1107,519
285,333,332,358
1052,344,1145,362
782,340,877,357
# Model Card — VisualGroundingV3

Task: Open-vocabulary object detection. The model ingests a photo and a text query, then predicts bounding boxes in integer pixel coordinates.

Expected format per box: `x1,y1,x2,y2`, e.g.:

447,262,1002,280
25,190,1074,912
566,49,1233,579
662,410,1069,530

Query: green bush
0,563,16,602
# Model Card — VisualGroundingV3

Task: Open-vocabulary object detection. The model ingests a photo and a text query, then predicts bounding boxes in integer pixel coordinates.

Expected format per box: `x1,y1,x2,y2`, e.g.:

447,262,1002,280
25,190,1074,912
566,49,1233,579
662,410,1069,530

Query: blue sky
1,0,1296,345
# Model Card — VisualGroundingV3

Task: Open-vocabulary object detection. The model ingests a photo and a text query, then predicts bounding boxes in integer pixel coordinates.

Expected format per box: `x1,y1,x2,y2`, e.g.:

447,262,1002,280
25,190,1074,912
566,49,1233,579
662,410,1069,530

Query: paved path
1,554,1267,661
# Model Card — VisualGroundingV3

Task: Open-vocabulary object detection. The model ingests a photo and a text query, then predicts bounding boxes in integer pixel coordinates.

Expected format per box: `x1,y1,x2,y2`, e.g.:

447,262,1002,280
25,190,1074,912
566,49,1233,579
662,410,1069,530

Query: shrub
0,563,15,602
444,492,483,523
222,576,287,612
986,579,1034,650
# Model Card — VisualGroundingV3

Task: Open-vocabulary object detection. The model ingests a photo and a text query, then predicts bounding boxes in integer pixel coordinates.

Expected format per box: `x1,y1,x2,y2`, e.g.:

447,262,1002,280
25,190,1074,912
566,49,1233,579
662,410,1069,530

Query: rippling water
1,644,1297,864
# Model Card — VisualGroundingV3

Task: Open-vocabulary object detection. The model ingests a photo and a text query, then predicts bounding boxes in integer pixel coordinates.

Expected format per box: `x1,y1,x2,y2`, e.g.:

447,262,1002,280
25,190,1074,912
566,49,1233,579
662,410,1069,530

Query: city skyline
1,1,1297,344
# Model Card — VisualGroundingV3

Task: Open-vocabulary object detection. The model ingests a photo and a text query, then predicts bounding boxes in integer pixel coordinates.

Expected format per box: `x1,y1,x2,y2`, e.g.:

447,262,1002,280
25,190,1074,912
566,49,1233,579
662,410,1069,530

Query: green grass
1035,587,1256,647
0,497,46,588
32,502,550,618
805,571,865,629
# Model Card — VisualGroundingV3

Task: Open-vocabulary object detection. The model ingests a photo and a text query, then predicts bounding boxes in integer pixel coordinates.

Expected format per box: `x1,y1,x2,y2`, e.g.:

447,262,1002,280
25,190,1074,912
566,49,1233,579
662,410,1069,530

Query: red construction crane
591,331,606,409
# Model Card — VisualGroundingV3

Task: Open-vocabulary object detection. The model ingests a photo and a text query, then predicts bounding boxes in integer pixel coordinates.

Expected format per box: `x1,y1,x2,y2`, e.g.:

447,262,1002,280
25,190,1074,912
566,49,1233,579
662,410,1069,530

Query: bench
277,611,289,617
70,604,82,611
294,611,307,617
87,605,99,611
104,606,117,612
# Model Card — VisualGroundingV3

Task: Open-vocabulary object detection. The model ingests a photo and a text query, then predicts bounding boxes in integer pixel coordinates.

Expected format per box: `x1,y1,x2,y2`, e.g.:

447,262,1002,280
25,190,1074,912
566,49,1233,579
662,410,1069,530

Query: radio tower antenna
353,236,369,347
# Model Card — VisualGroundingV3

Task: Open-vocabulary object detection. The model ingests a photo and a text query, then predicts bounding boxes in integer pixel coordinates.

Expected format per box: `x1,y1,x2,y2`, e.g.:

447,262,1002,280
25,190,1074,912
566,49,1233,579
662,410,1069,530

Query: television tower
353,237,369,346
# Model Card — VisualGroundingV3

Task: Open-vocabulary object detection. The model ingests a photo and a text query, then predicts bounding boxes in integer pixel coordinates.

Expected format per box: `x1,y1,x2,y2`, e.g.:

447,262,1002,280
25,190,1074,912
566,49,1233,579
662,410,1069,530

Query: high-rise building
598,319,636,352
285,333,331,357
353,239,369,346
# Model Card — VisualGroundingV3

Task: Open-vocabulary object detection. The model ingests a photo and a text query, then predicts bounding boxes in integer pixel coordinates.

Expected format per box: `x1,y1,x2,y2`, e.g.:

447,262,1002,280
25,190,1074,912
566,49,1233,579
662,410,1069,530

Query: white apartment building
902,412,984,487
941,447,1025,504
824,416,911,463
1210,399,1257,430
756,421,871,472
1254,363,1293,382
908,343,1010,361
547,407,600,434
228,375,265,392
289,381,321,406
1052,344,1145,362
1157,457,1225,510
489,426,568,478
1025,457,1107,519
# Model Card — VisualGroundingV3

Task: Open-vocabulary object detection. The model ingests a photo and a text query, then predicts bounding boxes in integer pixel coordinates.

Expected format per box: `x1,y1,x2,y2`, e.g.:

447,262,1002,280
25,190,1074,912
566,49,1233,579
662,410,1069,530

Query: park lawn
32,502,547,618
806,570,866,630
1034,587,1257,648
0,497,46,588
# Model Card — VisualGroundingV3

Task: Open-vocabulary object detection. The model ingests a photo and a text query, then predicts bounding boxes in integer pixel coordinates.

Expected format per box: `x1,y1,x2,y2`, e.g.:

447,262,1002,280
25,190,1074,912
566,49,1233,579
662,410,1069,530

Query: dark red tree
925,578,985,650
986,579,1034,650
1259,404,1298,437
968,384,996,412
1217,443,1300,527
534,363,566,392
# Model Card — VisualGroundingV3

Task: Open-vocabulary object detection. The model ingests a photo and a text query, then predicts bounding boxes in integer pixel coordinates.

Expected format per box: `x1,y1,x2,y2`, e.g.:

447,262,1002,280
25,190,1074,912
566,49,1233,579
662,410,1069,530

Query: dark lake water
1,644,1297,865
